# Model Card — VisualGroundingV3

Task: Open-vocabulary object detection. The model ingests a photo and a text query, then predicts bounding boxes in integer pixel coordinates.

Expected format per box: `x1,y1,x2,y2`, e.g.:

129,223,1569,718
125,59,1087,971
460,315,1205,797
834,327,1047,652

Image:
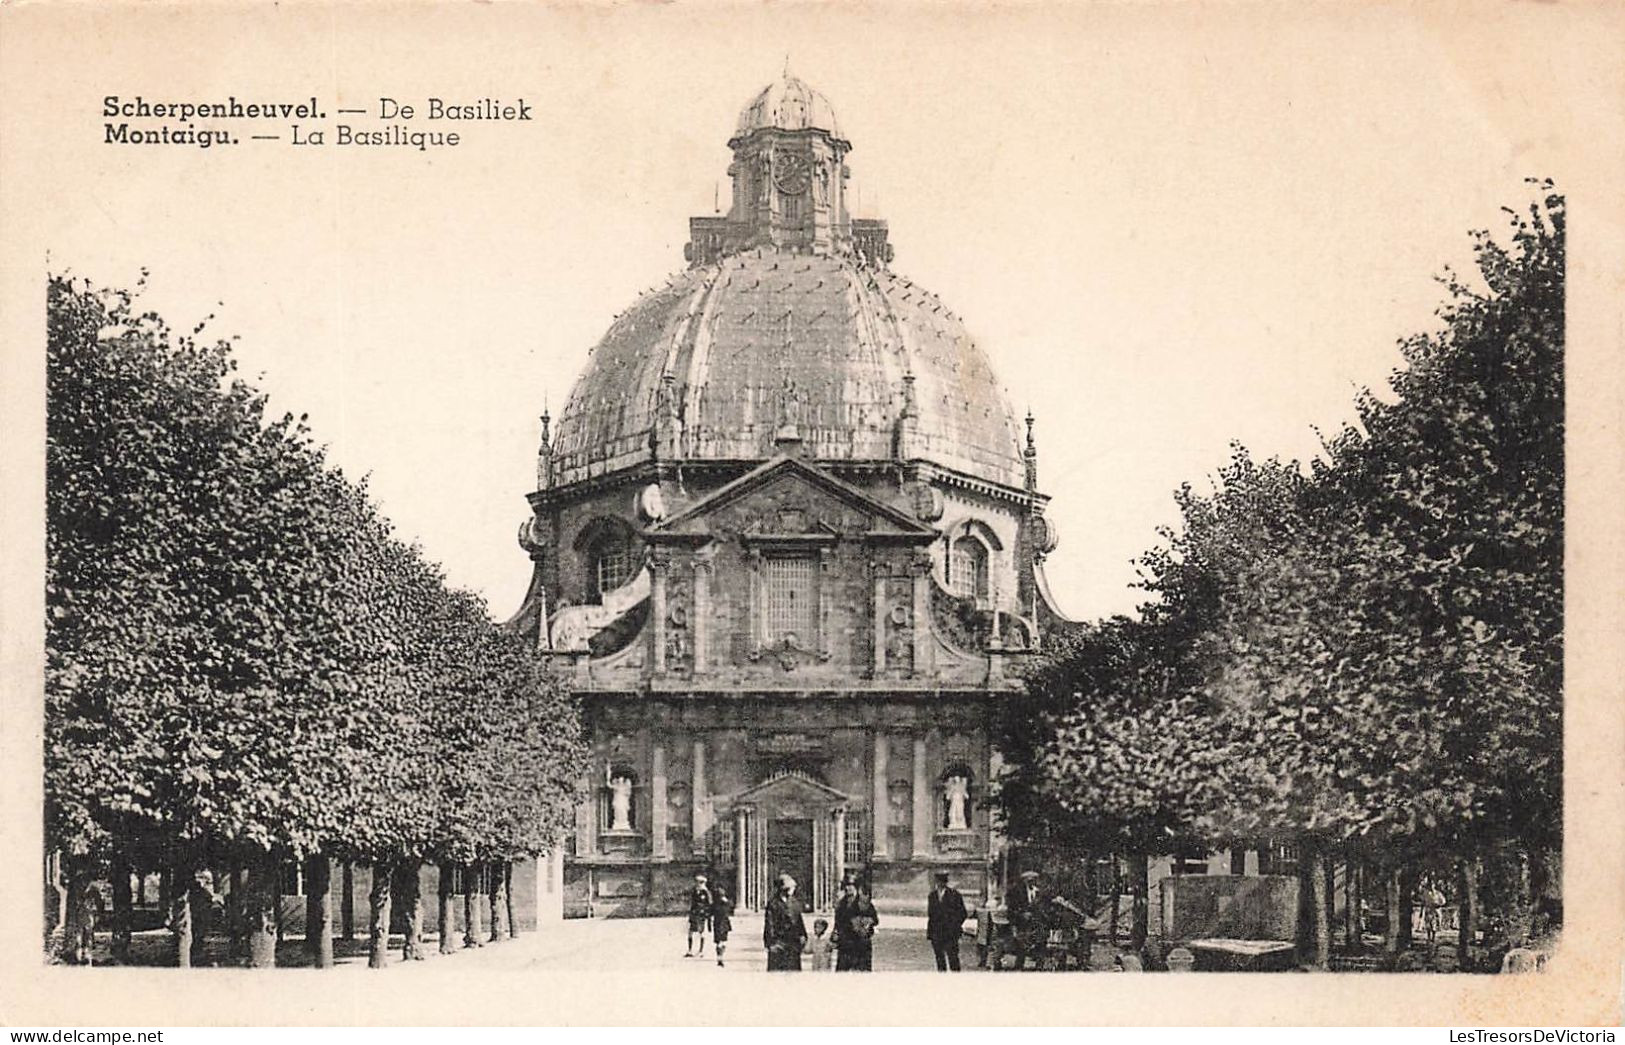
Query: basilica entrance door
767,818,815,913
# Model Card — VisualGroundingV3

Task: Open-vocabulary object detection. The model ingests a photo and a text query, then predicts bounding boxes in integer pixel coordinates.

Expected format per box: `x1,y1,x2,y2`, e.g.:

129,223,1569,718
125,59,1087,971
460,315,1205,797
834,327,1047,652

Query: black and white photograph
2,0,1621,1029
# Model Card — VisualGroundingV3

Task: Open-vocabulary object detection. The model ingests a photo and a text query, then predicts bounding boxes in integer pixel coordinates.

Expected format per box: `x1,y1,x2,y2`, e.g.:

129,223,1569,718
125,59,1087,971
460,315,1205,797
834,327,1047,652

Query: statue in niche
610,774,634,832
944,773,970,831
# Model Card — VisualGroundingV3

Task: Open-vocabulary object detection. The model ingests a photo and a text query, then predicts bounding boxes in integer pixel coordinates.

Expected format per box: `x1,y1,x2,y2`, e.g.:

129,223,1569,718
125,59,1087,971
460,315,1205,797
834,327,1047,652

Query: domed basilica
510,73,1070,916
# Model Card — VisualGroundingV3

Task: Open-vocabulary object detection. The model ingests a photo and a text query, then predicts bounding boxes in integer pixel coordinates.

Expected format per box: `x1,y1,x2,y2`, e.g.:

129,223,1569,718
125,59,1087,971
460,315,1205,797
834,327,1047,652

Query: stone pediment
648,456,937,544
733,769,849,812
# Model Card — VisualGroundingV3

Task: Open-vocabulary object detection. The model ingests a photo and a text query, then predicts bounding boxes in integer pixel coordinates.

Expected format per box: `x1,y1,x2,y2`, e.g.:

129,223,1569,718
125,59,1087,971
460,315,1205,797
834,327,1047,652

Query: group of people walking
682,873,733,966
683,869,972,973
762,870,882,970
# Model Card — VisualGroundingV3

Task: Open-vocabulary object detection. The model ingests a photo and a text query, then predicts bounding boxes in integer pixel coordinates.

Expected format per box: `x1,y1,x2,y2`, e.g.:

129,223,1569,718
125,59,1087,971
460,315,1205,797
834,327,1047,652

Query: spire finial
1025,409,1036,453
784,53,791,78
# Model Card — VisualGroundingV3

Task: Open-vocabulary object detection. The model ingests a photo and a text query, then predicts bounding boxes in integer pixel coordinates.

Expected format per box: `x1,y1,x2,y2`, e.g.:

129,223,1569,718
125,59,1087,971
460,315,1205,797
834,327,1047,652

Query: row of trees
45,273,587,966
998,184,1563,969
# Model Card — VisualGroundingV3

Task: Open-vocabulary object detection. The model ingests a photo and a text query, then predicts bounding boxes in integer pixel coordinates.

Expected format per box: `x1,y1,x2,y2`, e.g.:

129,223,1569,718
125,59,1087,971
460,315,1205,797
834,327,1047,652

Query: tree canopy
997,184,1563,936
45,272,588,963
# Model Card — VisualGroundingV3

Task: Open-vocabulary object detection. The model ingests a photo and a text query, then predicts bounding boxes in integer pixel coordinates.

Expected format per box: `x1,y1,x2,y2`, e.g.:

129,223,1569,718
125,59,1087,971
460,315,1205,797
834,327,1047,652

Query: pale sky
22,3,1596,623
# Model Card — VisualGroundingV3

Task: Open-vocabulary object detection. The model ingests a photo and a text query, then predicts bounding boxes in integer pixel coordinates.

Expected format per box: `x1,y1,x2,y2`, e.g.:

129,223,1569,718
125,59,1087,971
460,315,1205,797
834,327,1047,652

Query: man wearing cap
926,870,968,971
1005,870,1045,970
763,873,807,971
832,873,880,971
684,872,713,958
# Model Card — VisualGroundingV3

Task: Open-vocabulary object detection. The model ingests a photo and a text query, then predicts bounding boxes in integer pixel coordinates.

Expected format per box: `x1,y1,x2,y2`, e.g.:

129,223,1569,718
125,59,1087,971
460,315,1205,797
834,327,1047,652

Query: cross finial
784,53,791,77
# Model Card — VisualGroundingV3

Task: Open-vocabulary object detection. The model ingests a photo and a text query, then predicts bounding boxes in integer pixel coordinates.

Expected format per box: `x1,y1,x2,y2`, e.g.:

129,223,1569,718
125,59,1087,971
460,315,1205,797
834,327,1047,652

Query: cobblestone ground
68,918,1467,972
71,916,1049,972
404,915,990,974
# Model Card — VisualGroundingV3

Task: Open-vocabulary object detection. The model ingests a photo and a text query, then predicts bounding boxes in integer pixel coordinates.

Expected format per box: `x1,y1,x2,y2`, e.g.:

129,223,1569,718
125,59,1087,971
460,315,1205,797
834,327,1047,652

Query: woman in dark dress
832,874,880,971
711,886,734,967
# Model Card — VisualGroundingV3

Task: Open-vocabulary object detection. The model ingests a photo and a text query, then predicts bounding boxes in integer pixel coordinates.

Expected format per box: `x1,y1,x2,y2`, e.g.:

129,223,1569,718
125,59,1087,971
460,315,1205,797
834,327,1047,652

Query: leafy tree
1000,183,1563,969
46,273,588,967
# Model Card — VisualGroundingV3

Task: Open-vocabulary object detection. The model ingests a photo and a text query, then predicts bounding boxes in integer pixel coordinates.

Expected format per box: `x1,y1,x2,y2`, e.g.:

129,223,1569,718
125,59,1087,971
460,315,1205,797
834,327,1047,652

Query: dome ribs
552,252,1024,489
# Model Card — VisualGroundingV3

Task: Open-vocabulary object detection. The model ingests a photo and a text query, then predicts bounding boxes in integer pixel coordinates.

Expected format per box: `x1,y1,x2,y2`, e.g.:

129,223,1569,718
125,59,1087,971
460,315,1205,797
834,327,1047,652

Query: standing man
926,870,968,971
832,873,880,971
1005,869,1044,971
684,873,713,958
763,874,807,971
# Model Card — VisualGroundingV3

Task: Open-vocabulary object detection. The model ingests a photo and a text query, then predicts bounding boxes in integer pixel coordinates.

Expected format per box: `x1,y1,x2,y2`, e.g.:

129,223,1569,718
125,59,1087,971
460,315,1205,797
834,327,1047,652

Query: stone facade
507,74,1072,918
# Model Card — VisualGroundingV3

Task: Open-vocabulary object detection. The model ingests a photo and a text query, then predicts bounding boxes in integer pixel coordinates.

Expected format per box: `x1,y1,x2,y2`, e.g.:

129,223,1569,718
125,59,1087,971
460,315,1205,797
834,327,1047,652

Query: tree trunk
1305,844,1330,969
1129,852,1150,949
398,860,426,961
1325,855,1337,942
1529,846,1560,936
169,877,192,975
187,874,214,968
1382,864,1402,956
227,864,249,961
340,861,355,941
244,852,279,968
307,854,333,968
1295,848,1314,960
368,861,393,969
505,861,519,940
438,862,458,954
60,862,89,965
1508,848,1534,948
302,856,319,955
463,862,485,948
1344,846,1360,951
1397,866,1416,951
489,860,510,942
110,857,132,963
1108,854,1123,944
1458,856,1480,972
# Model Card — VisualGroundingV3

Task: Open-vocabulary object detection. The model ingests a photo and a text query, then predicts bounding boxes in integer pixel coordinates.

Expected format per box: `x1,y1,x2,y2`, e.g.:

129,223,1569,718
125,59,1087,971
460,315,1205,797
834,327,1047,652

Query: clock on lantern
773,150,811,195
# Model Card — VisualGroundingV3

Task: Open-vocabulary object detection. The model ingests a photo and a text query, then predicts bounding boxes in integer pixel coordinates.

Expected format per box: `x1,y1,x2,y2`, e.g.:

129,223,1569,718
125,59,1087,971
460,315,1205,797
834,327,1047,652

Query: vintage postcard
1,0,1621,1028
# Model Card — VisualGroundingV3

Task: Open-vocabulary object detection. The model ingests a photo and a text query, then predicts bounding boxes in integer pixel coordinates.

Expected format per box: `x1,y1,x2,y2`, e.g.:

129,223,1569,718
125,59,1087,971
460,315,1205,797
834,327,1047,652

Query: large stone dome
547,75,1027,492
550,249,1026,490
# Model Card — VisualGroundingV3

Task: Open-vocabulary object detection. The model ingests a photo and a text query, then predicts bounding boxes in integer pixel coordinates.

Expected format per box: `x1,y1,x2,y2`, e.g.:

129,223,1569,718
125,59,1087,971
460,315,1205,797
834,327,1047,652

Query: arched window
939,765,974,831
589,532,637,603
601,767,638,833
948,536,988,601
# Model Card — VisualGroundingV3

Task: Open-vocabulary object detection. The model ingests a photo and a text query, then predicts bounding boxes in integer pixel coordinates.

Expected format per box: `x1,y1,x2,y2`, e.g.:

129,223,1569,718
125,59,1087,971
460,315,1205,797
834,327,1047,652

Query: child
685,873,713,958
806,917,834,972
711,886,733,968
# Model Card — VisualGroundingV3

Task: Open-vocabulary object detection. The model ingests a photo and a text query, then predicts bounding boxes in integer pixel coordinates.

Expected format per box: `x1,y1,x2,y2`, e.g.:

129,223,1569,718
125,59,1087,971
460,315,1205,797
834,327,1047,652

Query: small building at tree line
507,72,1072,916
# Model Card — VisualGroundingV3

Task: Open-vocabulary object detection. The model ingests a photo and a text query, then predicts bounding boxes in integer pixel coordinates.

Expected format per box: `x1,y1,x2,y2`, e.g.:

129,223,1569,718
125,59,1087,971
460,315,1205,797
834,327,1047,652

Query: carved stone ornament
911,485,945,523
751,633,830,672
636,482,667,523
517,516,547,555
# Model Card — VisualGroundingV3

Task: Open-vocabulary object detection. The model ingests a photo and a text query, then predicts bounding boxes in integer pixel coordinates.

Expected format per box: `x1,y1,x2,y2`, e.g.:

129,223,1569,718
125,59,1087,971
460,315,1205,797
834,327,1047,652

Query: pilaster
911,734,931,859
871,731,890,861
651,740,669,860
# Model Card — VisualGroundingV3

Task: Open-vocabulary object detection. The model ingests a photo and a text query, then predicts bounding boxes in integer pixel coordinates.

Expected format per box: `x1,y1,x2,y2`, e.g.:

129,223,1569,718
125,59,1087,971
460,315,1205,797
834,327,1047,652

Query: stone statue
610,774,634,832
944,773,970,831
